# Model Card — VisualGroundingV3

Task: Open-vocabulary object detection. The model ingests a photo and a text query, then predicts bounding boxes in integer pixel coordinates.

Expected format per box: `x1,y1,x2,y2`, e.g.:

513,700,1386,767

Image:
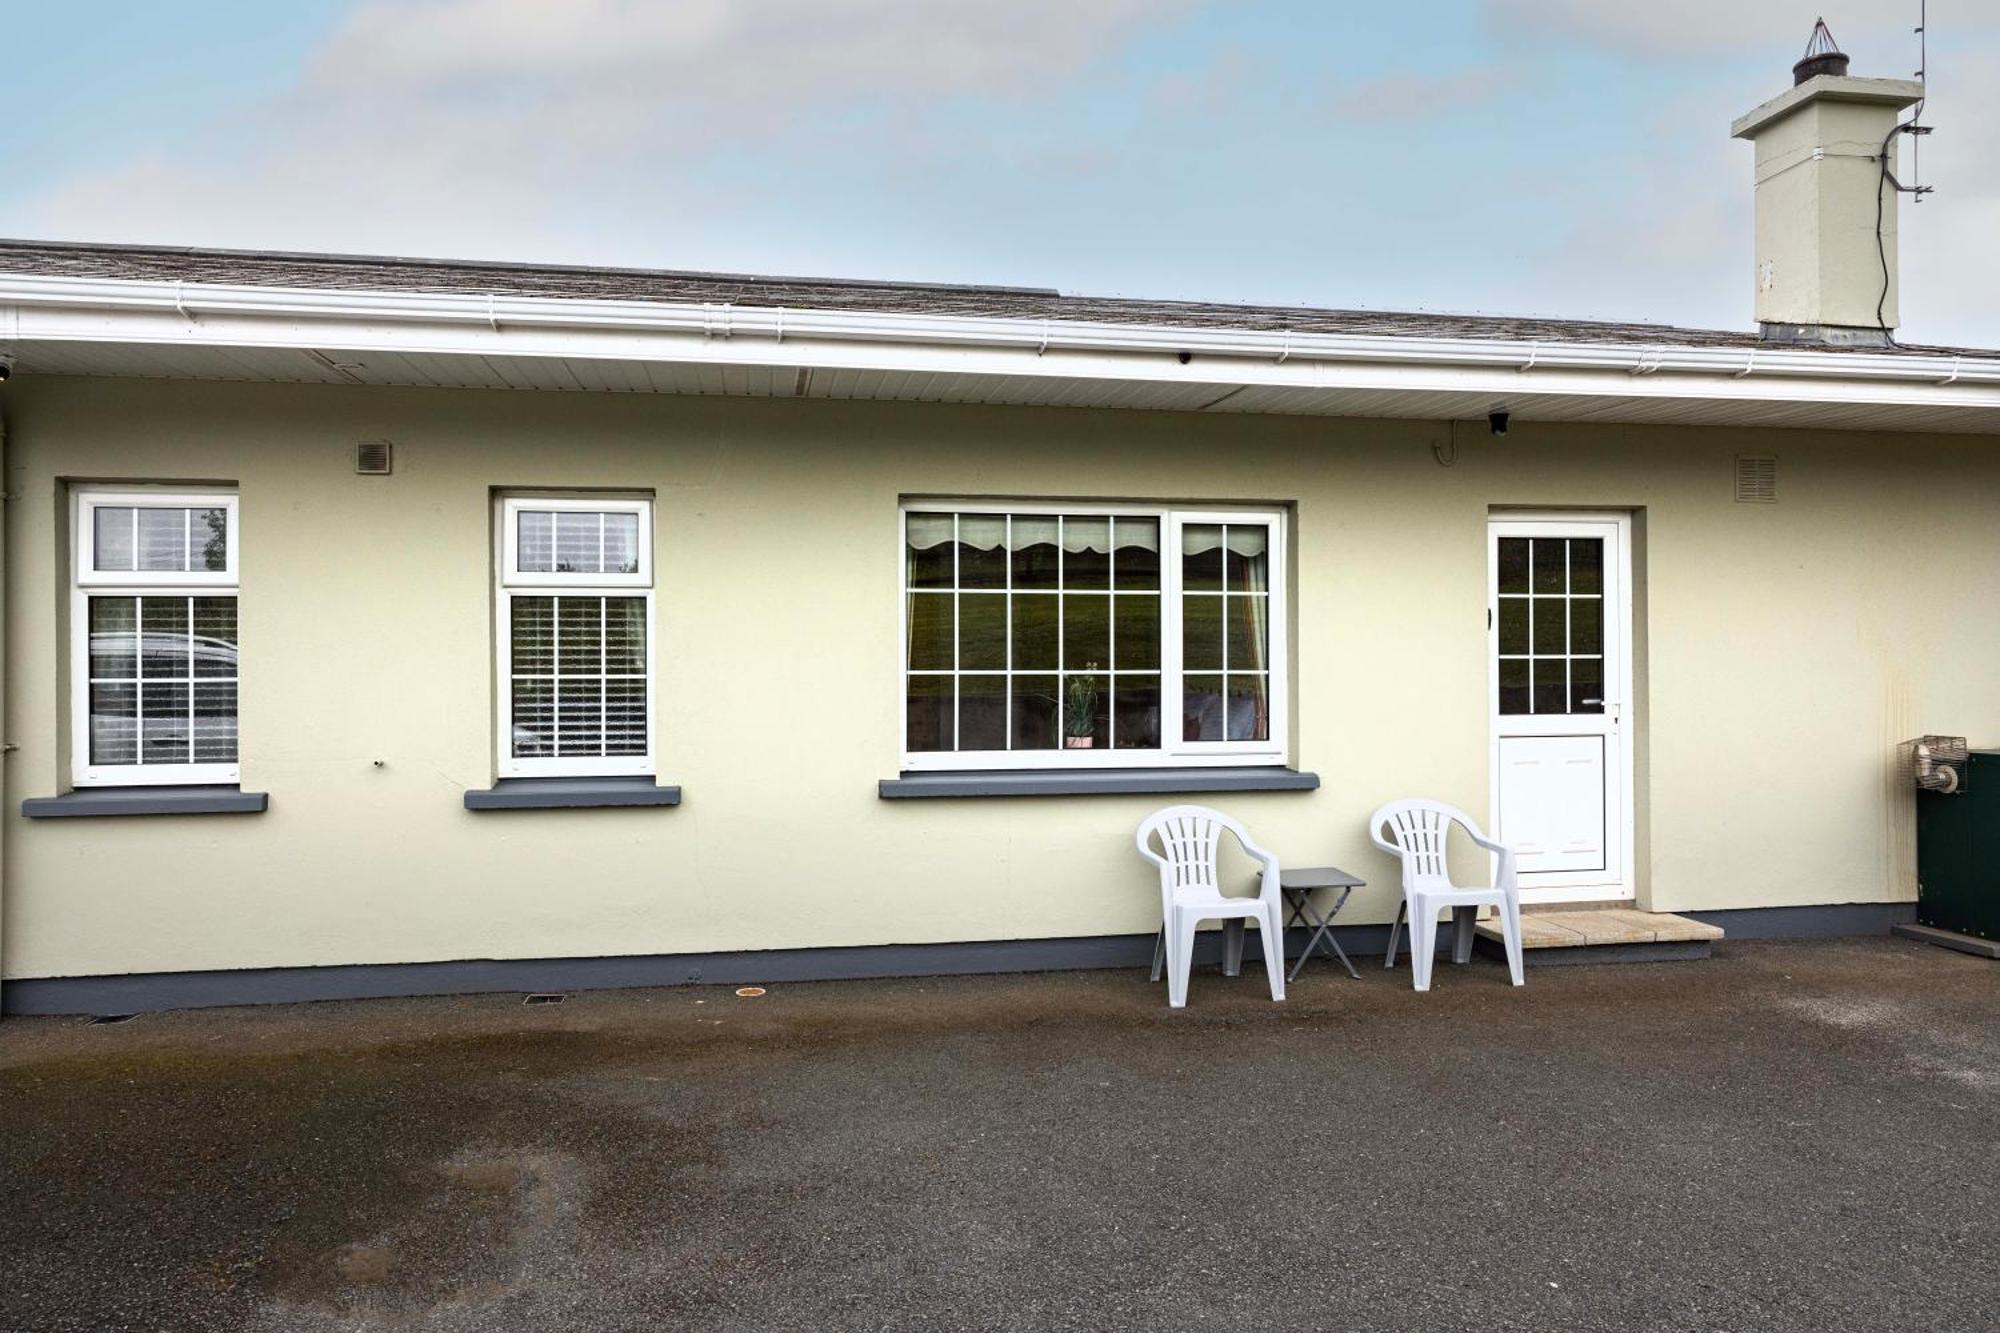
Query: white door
1488,515,1633,902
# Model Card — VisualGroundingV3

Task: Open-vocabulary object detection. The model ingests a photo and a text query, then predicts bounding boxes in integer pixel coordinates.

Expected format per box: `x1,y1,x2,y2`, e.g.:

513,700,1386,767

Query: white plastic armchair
1136,805,1286,1008
1368,799,1525,992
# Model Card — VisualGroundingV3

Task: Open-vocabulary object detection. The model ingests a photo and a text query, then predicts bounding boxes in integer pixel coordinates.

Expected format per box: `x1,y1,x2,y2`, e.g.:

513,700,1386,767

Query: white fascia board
4,272,1999,412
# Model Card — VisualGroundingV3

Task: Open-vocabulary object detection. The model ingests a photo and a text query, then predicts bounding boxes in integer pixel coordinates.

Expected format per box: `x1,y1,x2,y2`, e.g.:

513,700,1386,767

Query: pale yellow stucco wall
2,376,1993,981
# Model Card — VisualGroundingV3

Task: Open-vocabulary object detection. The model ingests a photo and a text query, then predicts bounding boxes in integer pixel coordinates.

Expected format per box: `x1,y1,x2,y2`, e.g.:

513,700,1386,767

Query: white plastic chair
1136,805,1286,1009
1368,799,1525,992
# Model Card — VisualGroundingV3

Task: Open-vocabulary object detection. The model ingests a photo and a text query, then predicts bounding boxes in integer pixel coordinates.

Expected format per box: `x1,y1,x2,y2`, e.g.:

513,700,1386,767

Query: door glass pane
93,507,136,572
1062,517,1111,590
1532,538,1566,594
1010,517,1060,590
959,675,1007,750
905,514,954,589
1570,658,1605,714
958,593,1007,670
1225,675,1269,741
1182,525,1225,592
1113,675,1161,749
1570,539,1603,594
1010,593,1058,669
1497,597,1529,655
906,676,953,752
1182,595,1224,670
1009,674,1059,750
1496,537,1529,595
1114,595,1159,670
1498,658,1530,715
1183,675,1225,741
1113,518,1160,590
1570,598,1603,657
1532,658,1567,714
1532,597,1567,655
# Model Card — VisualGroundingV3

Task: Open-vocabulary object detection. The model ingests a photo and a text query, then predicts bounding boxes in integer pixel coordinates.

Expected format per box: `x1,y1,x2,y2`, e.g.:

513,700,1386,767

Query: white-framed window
494,495,655,778
70,488,241,787
901,502,1288,771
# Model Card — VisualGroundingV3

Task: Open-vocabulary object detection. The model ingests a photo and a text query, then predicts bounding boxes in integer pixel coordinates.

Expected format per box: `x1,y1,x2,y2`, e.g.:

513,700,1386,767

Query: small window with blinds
496,496,655,777
901,502,1288,772
71,489,241,787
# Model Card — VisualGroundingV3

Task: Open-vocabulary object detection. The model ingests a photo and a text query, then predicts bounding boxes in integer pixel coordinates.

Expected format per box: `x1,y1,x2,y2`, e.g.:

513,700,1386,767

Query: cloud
20,0,1197,259
1481,0,1999,63
1327,64,1521,122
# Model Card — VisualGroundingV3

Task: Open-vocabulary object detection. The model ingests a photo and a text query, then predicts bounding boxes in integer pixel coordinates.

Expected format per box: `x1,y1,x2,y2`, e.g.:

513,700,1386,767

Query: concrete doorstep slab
1475,908,1723,966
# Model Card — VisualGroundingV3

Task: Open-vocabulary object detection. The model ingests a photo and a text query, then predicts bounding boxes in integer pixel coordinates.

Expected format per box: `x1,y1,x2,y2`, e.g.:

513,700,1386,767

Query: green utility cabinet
1915,750,2000,944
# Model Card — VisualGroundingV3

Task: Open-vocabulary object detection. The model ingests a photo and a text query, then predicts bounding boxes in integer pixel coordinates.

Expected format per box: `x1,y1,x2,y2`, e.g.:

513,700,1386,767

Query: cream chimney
1730,23,1923,345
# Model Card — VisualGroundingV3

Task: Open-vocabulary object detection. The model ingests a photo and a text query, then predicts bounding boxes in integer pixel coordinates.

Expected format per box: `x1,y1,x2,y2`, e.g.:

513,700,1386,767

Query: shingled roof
3,237,1982,358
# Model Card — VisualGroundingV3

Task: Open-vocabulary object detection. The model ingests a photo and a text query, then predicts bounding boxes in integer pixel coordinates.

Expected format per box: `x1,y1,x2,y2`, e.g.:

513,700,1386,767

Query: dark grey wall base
1890,923,2000,959
1476,937,1712,967
465,777,681,810
880,767,1319,799
21,786,268,818
1684,902,1914,939
4,924,1402,1016
0,899,1916,1017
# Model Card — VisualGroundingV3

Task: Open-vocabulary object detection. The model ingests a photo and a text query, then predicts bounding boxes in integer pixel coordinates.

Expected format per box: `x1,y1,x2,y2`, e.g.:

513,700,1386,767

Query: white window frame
898,500,1289,772
494,495,657,778
69,487,241,787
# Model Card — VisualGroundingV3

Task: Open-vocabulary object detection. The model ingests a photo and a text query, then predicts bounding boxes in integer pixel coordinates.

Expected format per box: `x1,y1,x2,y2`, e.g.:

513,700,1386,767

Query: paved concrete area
3,936,1996,1332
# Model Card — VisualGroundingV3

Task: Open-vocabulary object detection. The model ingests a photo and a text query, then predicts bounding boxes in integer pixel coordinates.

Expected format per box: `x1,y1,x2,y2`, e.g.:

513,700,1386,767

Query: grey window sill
878,767,1320,799
464,776,682,810
22,785,269,818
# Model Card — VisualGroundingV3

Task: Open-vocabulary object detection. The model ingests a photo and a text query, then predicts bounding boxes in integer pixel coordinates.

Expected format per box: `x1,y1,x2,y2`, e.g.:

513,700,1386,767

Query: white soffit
4,274,2000,435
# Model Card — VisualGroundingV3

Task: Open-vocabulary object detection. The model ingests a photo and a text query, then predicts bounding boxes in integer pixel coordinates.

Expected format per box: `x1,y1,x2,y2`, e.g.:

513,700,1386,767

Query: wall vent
355,441,393,475
1735,455,1777,504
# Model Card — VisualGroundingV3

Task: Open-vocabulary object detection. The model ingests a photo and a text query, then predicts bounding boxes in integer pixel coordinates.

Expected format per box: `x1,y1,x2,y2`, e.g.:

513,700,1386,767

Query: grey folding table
1275,866,1365,981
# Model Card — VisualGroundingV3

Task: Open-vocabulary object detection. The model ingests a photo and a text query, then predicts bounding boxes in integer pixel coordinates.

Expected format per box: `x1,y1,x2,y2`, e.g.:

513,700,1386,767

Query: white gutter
3,272,1997,390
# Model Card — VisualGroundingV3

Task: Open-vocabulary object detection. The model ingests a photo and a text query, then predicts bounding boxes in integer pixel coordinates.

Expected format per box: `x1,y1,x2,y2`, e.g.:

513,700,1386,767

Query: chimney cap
1792,18,1850,84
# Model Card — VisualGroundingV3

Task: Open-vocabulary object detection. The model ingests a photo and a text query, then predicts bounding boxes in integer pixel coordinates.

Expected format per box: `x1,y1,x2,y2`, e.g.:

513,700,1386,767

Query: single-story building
1,52,1993,1013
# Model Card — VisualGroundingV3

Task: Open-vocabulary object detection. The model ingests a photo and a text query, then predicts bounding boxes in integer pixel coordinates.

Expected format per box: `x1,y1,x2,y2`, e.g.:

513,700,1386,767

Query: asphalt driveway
2,936,1996,1332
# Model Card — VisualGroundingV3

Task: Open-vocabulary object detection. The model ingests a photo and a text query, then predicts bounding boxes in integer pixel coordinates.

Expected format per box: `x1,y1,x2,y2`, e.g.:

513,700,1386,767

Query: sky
2,1,1995,346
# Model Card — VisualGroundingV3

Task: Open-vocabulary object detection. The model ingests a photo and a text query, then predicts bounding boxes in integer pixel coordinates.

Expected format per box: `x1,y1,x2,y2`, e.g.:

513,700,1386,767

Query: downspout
0,358,10,1016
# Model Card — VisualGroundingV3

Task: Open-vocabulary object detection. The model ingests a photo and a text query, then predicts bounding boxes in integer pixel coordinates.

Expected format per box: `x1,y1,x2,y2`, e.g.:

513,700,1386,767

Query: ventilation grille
356,441,393,475
1734,455,1776,504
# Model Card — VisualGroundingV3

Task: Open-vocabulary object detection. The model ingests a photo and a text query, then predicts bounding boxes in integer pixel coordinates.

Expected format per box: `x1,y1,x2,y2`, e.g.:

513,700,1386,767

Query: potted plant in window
1065,667,1101,749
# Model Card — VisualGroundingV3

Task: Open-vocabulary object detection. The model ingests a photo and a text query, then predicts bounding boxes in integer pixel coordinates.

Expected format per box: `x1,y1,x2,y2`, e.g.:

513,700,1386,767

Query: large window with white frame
902,503,1288,771
494,495,655,778
71,488,241,787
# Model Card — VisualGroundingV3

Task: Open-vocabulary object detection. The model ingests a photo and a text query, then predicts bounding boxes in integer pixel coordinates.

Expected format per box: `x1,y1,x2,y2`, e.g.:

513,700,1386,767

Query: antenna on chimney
1909,0,1929,202
1793,18,1848,83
